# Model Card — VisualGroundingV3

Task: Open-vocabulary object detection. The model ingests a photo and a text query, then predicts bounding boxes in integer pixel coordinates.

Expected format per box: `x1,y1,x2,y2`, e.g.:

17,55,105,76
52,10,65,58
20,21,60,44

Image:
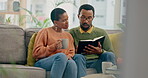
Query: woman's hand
67,49,74,60
49,40,62,52
55,39,62,49
67,55,72,60
75,46,78,53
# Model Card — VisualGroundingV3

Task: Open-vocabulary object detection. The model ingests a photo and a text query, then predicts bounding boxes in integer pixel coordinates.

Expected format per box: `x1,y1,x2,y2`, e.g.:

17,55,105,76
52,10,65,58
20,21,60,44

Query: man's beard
80,23,91,31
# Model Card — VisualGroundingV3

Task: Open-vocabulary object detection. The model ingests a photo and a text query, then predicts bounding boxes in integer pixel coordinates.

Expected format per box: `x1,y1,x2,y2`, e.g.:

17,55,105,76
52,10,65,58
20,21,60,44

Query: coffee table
81,74,116,78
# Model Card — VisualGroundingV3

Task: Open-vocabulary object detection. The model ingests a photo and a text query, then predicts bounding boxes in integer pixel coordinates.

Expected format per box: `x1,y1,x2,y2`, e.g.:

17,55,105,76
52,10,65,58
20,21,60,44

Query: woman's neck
52,26,62,32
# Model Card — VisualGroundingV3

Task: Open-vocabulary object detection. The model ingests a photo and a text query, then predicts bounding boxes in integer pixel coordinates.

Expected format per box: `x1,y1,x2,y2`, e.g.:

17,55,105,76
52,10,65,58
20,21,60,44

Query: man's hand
84,42,102,54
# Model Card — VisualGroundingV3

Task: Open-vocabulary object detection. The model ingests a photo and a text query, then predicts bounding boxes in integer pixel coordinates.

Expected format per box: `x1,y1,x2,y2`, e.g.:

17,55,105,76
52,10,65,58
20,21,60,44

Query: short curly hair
78,4,95,16
51,8,66,23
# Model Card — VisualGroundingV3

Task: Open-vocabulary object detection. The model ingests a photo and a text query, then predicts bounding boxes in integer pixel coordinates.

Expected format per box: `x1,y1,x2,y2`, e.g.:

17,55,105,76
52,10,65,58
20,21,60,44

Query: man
70,4,116,78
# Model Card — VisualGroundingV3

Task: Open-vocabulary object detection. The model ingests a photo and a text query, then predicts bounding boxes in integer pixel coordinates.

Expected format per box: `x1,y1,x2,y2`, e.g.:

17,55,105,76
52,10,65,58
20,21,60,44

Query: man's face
78,9,94,31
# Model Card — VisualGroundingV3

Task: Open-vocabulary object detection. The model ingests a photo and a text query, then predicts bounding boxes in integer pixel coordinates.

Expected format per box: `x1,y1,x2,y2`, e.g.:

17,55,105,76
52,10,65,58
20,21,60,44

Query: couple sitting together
33,4,116,78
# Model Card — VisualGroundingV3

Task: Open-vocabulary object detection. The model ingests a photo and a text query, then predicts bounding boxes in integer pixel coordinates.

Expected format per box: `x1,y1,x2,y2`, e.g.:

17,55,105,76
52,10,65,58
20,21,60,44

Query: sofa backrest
0,24,122,65
24,28,122,57
24,28,122,56
0,25,26,64
25,28,41,53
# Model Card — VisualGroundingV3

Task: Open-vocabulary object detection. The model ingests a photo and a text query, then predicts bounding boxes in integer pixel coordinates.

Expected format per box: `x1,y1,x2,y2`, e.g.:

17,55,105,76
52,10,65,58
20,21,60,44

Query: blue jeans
73,54,87,78
34,53,77,78
87,52,116,73
73,52,116,78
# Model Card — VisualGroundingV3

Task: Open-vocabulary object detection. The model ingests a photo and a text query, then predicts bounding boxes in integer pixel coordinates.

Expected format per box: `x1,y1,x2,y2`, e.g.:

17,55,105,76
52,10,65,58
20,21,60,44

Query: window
96,0,104,1
0,0,126,30
0,1,7,11
0,0,27,28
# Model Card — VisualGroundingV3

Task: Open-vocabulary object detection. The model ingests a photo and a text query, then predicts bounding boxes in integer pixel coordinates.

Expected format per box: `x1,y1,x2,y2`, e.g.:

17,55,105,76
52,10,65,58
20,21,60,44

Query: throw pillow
26,33,37,66
108,33,122,57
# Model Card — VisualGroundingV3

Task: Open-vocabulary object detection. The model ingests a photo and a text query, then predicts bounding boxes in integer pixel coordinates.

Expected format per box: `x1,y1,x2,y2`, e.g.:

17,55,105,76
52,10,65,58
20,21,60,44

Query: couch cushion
25,28,41,51
0,25,26,64
0,64,45,78
108,33,122,57
26,33,37,66
86,68,97,74
25,28,41,66
45,68,97,78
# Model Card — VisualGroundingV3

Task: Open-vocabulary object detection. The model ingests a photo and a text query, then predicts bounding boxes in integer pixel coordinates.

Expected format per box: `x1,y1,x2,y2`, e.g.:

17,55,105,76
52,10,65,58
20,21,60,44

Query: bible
77,36,105,54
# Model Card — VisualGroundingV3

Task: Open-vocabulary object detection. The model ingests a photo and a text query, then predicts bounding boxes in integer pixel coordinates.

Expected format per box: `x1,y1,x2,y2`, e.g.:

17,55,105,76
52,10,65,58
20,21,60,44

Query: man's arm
69,29,78,50
102,31,114,52
82,29,114,54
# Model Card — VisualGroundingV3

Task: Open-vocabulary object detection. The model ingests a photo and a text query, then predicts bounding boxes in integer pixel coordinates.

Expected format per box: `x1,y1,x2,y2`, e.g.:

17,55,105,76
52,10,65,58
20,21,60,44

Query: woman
33,8,77,78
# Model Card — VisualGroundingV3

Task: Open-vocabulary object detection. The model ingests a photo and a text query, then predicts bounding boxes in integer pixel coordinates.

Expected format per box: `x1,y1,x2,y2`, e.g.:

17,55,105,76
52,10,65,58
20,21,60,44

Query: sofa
0,24,121,78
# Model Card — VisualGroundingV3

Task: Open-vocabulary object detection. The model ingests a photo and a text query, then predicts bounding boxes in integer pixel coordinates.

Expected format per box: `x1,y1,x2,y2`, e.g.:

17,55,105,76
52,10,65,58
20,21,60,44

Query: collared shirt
79,26,94,33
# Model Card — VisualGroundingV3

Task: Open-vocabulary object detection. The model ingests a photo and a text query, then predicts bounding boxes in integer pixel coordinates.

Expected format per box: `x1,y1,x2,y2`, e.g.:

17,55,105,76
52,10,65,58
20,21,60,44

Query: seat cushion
86,68,97,74
0,64,46,78
45,68,97,78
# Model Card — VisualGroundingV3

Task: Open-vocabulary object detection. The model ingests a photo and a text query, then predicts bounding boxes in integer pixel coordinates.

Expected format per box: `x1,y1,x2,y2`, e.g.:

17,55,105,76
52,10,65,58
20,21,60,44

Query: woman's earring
55,26,58,31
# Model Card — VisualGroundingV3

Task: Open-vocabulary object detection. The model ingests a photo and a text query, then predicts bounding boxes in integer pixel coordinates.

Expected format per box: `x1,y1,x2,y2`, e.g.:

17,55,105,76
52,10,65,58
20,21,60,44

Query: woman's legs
63,60,77,78
73,54,86,78
34,53,68,78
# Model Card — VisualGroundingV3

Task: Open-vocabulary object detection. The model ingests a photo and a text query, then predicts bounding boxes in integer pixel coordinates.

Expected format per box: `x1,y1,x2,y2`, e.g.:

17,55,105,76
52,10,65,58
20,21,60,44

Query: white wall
123,0,148,78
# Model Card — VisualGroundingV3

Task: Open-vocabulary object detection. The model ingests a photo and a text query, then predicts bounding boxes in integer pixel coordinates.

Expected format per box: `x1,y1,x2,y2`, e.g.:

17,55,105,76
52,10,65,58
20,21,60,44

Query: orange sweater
33,27,75,60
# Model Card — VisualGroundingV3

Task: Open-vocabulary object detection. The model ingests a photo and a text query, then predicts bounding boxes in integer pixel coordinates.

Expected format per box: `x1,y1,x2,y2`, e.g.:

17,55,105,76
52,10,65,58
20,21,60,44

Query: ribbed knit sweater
33,27,75,60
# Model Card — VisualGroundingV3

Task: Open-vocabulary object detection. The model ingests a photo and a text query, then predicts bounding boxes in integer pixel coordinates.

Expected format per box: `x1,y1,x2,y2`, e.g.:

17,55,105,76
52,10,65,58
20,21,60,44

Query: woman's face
54,12,69,29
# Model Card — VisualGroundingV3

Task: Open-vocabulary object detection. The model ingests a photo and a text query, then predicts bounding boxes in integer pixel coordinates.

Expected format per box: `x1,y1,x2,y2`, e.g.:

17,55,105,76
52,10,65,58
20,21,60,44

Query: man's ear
77,14,80,18
92,16,95,20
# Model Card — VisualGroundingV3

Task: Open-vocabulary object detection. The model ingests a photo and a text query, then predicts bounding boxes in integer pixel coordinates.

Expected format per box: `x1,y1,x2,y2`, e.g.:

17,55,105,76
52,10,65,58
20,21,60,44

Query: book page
80,39,94,41
93,36,104,41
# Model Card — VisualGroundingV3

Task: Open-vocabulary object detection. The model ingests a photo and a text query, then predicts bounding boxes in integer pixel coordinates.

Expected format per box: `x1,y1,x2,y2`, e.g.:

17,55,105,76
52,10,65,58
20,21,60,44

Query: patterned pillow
26,33,37,66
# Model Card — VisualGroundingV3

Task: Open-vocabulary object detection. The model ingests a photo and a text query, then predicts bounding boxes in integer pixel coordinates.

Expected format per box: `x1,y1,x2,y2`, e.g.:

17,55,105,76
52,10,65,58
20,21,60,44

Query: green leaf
20,7,33,15
6,17,11,23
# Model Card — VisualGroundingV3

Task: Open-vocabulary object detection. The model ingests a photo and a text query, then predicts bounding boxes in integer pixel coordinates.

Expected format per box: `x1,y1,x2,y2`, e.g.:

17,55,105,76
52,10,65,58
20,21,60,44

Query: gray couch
0,25,97,78
0,24,121,78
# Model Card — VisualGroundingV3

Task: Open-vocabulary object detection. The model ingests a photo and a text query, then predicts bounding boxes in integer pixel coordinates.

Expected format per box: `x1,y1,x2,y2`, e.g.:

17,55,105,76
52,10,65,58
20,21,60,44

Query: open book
77,36,105,54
